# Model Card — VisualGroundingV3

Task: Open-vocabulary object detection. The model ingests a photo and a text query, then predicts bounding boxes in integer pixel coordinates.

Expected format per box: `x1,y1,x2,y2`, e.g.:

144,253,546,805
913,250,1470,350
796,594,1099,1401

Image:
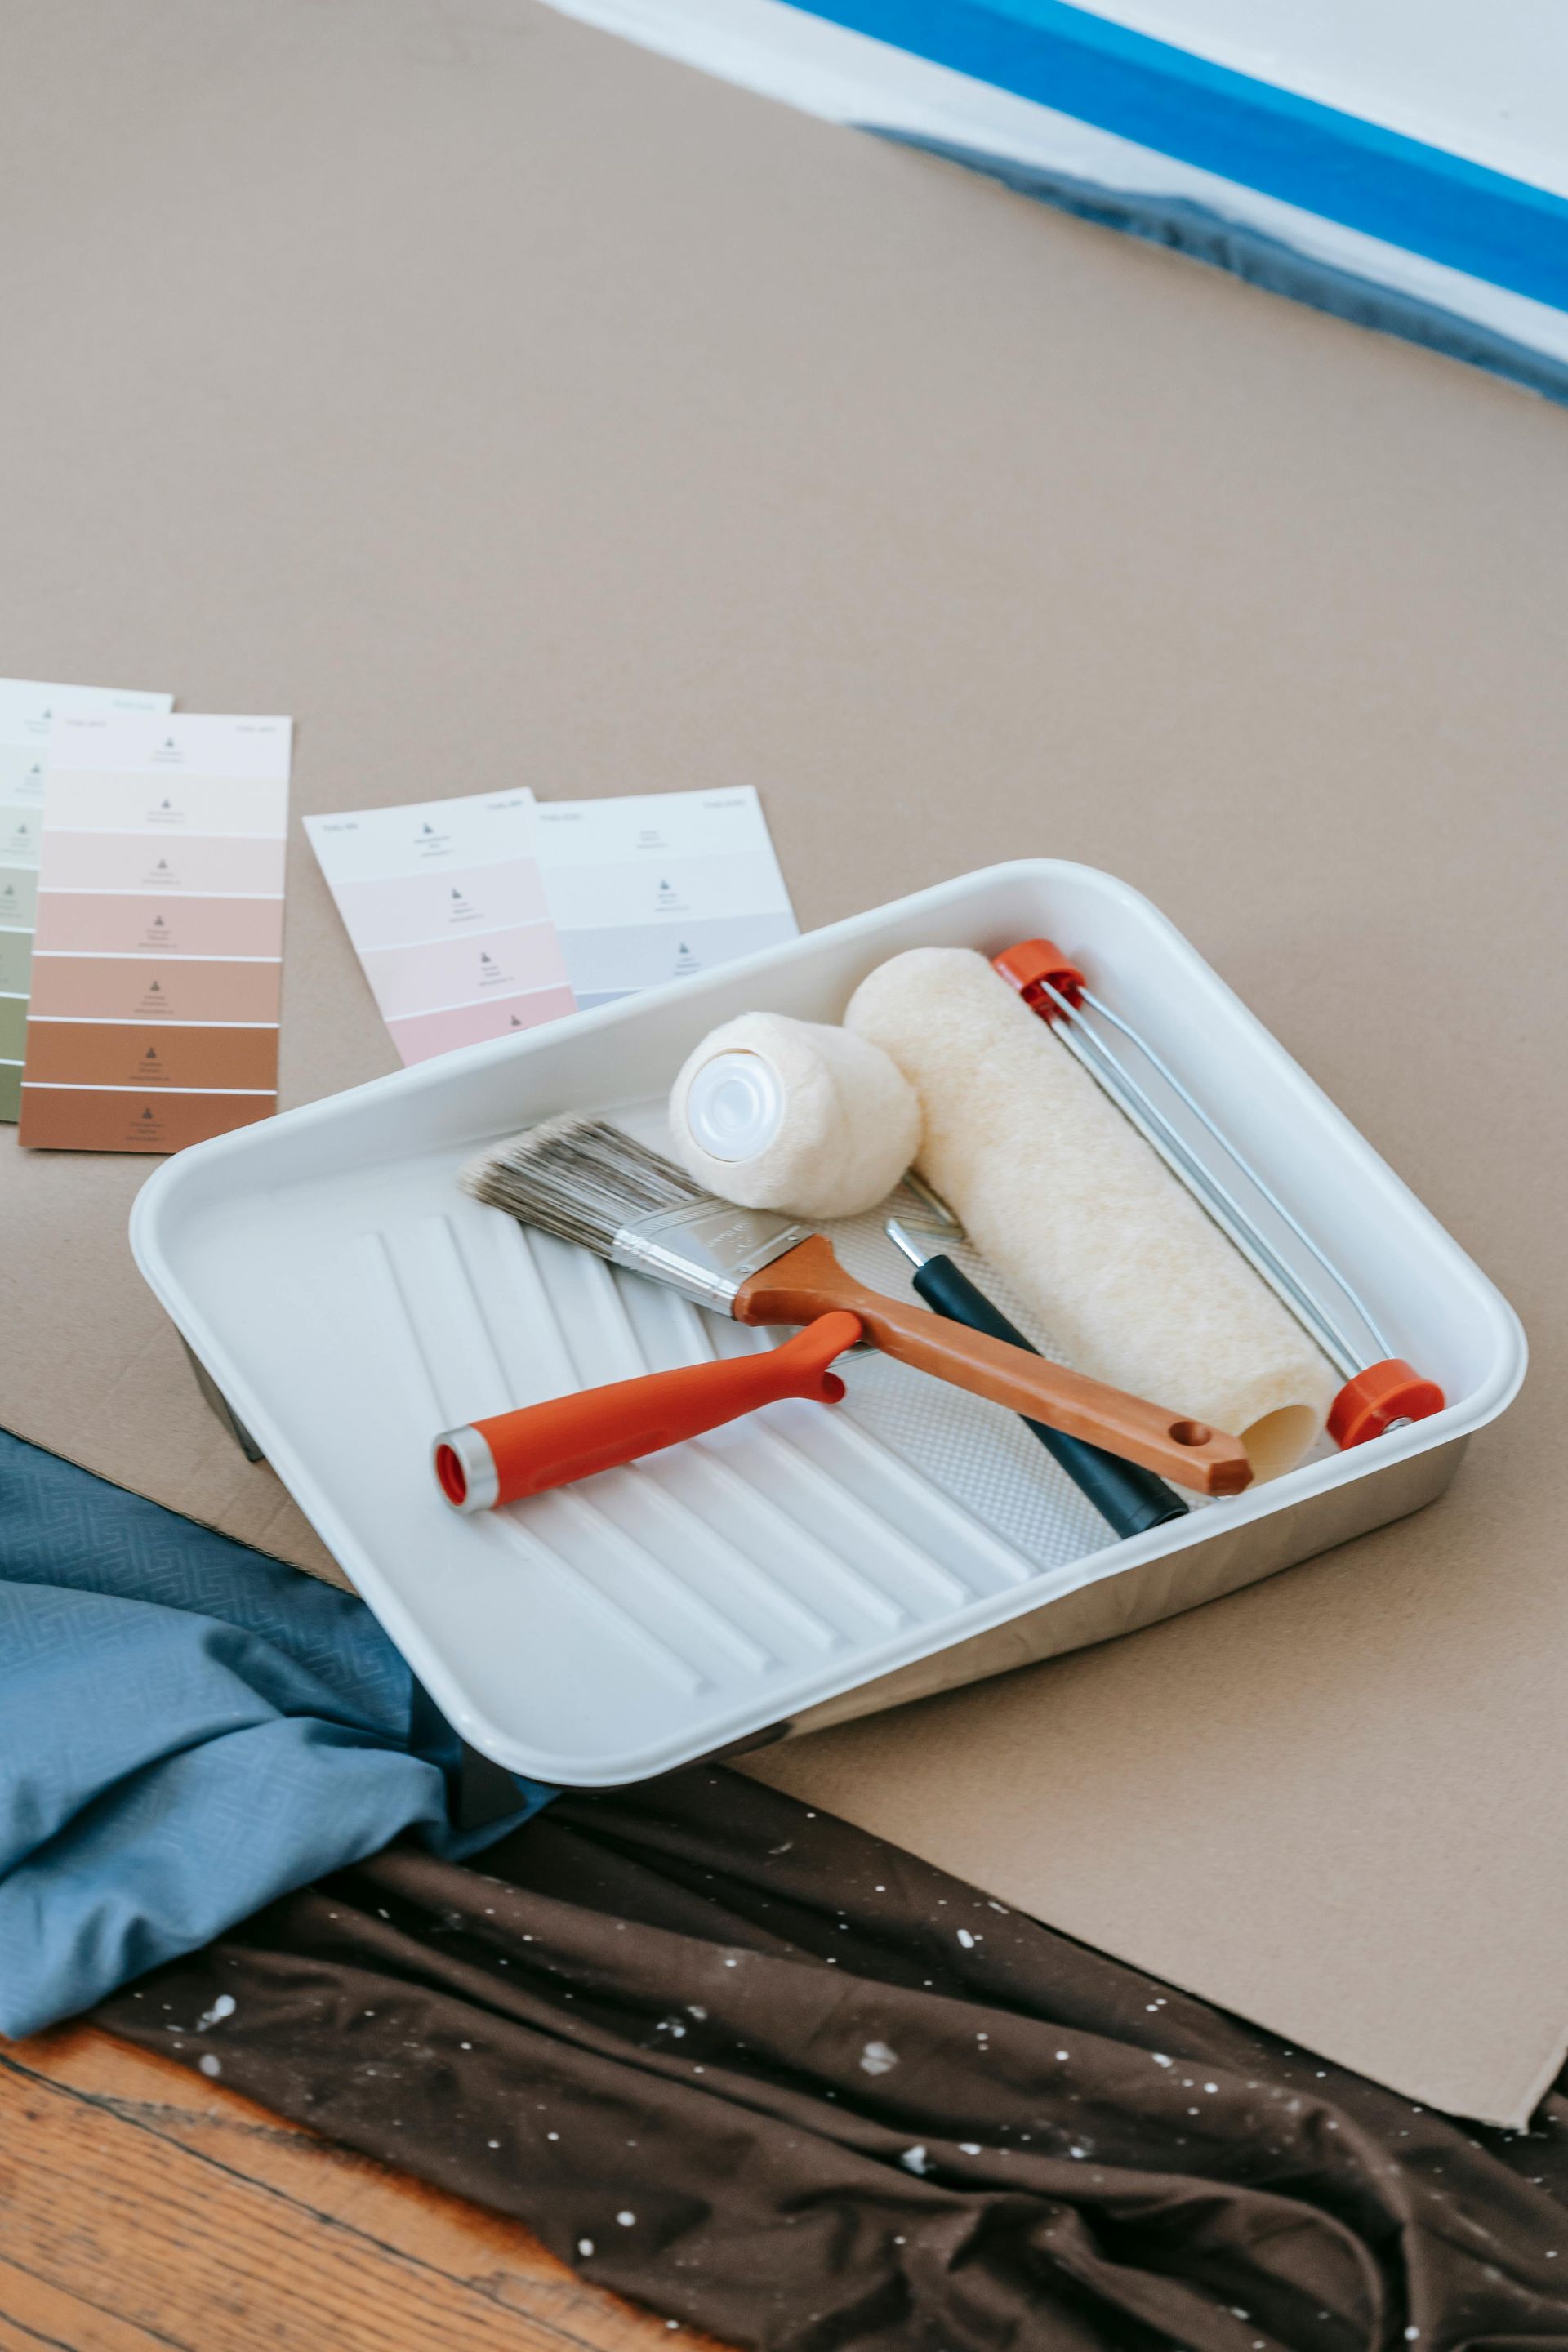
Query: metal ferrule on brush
611,1200,811,1314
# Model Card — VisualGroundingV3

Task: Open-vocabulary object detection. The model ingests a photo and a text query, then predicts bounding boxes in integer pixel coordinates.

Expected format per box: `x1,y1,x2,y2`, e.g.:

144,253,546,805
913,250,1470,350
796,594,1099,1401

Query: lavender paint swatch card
532,786,797,1012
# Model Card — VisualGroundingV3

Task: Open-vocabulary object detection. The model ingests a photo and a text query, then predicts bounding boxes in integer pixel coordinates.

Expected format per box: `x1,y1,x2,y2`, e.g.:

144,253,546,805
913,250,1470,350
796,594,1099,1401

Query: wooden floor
0,2028,723,2352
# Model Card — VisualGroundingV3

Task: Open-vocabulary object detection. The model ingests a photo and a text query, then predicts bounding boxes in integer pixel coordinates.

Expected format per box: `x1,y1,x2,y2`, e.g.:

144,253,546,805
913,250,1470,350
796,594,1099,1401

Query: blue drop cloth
0,1428,552,2039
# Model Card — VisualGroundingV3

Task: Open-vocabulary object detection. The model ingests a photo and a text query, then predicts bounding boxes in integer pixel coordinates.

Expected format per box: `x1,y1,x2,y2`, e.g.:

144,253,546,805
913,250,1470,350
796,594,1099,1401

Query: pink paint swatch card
18,711,292,1153
304,788,576,1064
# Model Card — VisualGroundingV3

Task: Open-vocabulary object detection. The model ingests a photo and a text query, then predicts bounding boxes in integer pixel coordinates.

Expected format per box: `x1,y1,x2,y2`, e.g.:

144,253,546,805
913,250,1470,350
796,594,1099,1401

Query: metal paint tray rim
128,859,1526,1784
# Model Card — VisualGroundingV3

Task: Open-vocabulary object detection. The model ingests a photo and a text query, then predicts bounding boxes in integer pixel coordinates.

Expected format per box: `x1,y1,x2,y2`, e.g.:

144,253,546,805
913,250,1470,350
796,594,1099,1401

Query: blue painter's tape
785,0,1568,313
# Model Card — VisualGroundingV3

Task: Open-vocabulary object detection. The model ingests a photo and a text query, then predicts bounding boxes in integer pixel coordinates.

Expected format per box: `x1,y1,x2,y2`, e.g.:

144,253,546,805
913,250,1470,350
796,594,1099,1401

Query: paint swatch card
303,788,576,1063
0,679,174,1120
532,787,797,1011
18,712,291,1152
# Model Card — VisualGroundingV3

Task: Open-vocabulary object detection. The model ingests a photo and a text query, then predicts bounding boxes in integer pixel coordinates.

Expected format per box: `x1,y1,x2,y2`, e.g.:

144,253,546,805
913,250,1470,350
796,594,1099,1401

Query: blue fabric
784,0,1568,314
0,1429,553,2039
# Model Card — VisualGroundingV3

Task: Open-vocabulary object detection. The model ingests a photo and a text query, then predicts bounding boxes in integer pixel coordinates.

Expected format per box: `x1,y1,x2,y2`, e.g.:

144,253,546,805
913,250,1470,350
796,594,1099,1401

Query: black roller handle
907,1250,1189,1540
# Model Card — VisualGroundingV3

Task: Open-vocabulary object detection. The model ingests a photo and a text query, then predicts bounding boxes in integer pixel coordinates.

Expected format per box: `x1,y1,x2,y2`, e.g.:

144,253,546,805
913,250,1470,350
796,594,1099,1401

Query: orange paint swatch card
18,712,292,1153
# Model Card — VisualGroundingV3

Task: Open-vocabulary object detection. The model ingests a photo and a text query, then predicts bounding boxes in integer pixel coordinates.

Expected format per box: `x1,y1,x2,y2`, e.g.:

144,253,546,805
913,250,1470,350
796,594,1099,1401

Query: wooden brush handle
735,1236,1253,1497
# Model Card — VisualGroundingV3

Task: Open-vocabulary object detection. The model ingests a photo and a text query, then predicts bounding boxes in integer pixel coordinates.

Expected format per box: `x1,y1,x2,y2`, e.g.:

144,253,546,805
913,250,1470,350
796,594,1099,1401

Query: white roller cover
847,947,1336,1477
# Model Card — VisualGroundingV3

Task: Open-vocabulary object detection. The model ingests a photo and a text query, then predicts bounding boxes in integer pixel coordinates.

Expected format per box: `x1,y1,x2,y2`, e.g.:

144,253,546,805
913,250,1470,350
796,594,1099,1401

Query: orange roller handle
434,1311,863,1512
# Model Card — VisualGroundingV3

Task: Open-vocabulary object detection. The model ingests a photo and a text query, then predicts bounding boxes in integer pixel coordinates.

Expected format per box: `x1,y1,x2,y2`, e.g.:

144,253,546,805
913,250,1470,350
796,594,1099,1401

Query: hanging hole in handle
435,1444,468,1504
1169,1419,1214,1447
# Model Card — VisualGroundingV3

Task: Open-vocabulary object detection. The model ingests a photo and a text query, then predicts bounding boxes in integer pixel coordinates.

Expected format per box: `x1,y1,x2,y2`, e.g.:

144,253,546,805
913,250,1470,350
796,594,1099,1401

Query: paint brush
461,1116,1252,1495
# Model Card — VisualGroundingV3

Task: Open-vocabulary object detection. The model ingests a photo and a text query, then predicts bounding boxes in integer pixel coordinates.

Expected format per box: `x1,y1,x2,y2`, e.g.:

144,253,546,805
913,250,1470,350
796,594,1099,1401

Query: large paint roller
847,946,1442,1480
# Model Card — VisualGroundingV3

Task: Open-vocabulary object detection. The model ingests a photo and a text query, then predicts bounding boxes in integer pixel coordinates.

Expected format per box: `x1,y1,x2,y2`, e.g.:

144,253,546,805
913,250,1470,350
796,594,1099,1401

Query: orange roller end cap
992,938,1086,1016
1328,1359,1446,1450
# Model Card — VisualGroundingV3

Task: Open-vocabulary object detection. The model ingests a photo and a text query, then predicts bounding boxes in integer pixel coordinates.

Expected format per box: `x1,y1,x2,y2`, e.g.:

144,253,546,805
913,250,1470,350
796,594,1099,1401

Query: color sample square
0,932,33,994
23,1021,282,1092
42,769,290,838
20,1087,274,1152
1,807,41,863
325,858,551,951
27,954,282,1024
0,866,39,927
356,924,570,1022
33,892,283,959
385,983,580,1063
36,832,287,896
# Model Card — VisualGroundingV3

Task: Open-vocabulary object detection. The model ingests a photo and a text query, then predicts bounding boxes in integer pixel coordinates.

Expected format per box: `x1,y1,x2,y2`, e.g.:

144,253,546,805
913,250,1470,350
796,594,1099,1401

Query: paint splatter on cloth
99,1767,1568,2350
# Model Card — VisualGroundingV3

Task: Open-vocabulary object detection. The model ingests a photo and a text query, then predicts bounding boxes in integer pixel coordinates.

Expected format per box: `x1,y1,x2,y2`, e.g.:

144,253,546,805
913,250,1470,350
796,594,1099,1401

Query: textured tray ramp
321,1155,1121,1779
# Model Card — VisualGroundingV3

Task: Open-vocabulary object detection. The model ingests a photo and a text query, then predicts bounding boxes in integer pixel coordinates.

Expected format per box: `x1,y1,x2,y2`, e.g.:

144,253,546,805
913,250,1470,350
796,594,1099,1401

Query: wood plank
15,2029,660,2340
0,2033,718,2352
0,2254,170,2352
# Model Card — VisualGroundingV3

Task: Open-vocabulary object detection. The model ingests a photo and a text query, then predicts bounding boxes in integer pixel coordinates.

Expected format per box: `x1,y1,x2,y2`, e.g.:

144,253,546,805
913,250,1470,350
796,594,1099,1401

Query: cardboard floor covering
2,0,1566,2126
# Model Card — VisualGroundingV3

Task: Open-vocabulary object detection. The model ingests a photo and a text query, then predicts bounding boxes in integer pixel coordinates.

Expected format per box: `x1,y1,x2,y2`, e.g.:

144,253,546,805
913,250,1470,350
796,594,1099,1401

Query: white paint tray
130,862,1525,1785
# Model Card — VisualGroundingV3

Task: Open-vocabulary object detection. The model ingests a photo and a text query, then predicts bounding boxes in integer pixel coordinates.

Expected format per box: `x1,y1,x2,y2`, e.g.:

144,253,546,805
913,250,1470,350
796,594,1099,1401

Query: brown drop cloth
96,1769,1568,2351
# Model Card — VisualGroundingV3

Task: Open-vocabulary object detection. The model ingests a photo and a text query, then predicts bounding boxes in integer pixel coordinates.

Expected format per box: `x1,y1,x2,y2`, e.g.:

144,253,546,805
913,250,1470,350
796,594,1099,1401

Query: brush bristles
462,1114,711,1256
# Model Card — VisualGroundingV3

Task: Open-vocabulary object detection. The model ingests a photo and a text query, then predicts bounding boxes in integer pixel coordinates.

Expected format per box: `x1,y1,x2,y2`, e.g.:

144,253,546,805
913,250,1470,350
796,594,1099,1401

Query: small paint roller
668,1011,921,1220
670,1011,1187,1536
846,949,1353,1480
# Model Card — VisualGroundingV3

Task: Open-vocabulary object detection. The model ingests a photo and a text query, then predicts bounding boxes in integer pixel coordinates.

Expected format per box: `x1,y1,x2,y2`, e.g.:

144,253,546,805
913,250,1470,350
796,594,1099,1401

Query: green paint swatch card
0,679,174,1121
